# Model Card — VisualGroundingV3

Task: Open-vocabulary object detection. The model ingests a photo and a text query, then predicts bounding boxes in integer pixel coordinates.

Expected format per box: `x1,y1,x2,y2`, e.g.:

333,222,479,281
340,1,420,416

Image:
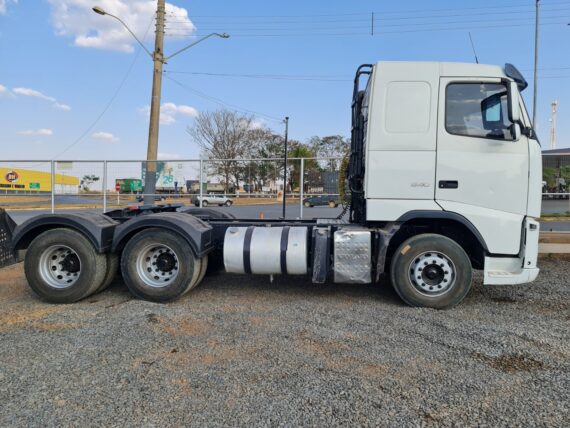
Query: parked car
303,195,339,208
192,193,233,207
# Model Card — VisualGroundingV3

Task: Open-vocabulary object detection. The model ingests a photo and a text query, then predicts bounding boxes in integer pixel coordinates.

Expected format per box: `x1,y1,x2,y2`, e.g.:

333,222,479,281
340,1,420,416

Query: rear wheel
328,201,338,208
97,253,119,292
120,228,201,302
389,234,472,309
304,201,311,207
224,200,232,207
202,200,209,207
24,228,108,303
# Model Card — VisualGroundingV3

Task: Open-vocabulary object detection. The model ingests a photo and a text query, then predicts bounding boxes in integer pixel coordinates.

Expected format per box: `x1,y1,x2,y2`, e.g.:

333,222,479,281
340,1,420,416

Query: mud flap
0,209,17,269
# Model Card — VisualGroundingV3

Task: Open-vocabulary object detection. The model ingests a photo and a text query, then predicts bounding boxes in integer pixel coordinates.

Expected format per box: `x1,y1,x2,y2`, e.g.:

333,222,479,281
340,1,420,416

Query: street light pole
282,116,289,219
533,0,540,128
144,0,166,205
92,2,229,206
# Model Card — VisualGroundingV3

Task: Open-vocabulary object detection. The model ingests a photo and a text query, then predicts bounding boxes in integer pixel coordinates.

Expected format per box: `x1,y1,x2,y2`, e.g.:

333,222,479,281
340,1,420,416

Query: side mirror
507,81,521,124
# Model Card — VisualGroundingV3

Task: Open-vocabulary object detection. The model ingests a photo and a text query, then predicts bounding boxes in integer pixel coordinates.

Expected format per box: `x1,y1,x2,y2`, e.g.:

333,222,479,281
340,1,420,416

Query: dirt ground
0,258,568,427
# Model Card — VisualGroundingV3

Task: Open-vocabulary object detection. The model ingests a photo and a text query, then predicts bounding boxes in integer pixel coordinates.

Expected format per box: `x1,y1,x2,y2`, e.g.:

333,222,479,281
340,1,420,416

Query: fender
396,210,489,252
12,212,118,253
112,212,213,257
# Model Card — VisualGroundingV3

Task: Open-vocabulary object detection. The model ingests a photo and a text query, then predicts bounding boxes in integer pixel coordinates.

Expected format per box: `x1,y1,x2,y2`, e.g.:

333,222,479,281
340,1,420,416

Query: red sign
115,183,121,192
5,171,19,183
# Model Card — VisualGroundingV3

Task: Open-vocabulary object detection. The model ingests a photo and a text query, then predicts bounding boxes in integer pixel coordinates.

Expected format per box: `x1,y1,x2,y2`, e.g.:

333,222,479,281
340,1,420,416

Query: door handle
439,180,458,189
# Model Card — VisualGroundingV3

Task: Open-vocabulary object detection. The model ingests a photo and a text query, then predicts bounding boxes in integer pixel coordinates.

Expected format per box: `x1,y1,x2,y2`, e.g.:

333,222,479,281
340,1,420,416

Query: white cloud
0,84,7,93
0,0,18,15
48,0,196,53
158,152,182,160
139,102,198,125
13,86,71,111
92,131,119,143
18,129,54,136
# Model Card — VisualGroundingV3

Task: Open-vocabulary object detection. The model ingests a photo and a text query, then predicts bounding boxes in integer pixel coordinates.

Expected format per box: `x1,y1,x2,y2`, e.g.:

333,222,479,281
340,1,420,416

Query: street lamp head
219,33,230,39
92,6,107,16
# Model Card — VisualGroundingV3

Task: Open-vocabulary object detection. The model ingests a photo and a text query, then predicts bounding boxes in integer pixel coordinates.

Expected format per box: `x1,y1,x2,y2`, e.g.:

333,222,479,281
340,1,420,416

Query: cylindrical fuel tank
224,226,308,275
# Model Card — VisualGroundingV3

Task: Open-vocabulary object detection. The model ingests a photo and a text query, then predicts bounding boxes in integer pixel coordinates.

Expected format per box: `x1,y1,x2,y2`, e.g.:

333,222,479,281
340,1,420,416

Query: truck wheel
24,228,108,303
96,253,119,292
389,234,472,309
202,200,209,207
120,228,200,302
224,200,233,207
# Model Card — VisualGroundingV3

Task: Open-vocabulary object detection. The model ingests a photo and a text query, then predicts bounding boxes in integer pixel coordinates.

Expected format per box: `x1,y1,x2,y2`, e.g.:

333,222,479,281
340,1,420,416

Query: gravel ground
0,257,569,427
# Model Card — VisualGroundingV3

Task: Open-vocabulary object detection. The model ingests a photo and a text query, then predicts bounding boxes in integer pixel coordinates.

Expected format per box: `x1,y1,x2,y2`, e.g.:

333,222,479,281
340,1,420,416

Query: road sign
115,183,121,192
29,182,41,189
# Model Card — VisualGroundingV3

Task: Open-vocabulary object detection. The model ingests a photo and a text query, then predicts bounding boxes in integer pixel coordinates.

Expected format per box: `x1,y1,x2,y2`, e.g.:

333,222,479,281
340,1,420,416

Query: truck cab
350,61,541,290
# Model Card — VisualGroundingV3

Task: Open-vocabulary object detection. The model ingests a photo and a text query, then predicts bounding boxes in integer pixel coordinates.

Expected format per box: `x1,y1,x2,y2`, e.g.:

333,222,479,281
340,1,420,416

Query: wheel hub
136,244,179,288
39,245,81,289
409,251,455,296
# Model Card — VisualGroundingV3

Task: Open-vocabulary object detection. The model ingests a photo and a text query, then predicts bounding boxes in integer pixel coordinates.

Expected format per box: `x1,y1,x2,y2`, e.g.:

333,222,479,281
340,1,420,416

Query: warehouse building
0,167,79,194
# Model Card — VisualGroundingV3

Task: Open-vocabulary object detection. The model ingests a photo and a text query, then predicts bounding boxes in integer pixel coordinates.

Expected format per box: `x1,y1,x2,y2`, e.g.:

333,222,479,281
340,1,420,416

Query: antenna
468,32,479,64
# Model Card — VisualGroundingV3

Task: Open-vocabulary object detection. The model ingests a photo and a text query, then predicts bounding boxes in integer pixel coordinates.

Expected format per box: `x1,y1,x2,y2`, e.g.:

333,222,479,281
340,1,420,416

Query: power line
164,70,351,82
164,75,283,123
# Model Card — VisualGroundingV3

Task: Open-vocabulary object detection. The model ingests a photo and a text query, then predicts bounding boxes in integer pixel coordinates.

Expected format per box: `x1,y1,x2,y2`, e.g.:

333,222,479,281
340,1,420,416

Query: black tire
389,234,472,309
328,201,338,208
304,201,311,207
202,200,209,207
196,255,209,285
24,228,108,303
96,253,119,292
120,228,199,302
224,200,232,207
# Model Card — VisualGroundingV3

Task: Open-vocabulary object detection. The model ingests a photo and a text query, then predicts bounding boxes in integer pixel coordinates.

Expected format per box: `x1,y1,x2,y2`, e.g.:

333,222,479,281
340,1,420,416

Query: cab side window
446,83,514,140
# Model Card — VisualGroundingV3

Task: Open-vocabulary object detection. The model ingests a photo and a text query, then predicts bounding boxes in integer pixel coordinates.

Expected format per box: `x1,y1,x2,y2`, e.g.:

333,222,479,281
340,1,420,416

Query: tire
202,200,209,207
24,228,108,303
197,255,209,285
389,234,472,309
96,253,119,292
120,228,200,302
328,201,338,208
224,200,232,207
304,201,311,207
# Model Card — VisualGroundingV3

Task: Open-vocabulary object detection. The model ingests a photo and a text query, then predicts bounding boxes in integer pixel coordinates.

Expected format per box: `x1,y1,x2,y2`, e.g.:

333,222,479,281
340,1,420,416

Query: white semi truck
0,61,542,309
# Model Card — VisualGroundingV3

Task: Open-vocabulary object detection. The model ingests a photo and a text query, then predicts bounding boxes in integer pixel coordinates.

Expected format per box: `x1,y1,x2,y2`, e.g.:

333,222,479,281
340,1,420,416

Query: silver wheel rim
39,245,81,289
408,251,456,296
136,244,179,288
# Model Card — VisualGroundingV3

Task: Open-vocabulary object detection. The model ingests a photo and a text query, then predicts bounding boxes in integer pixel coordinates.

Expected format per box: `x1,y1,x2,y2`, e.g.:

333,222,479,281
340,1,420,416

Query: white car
192,194,233,207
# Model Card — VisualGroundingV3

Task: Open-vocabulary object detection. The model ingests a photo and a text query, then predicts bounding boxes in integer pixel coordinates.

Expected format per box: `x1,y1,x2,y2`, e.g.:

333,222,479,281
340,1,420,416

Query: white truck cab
353,61,541,287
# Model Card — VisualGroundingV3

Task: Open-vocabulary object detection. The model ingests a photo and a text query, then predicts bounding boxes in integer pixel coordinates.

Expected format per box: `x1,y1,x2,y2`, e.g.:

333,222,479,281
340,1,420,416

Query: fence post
103,160,107,213
199,159,204,208
299,158,304,219
50,160,55,214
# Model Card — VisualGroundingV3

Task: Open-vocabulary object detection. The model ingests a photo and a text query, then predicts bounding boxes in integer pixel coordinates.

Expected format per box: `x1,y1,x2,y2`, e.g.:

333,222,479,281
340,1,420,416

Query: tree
188,110,258,193
308,135,349,171
80,175,99,192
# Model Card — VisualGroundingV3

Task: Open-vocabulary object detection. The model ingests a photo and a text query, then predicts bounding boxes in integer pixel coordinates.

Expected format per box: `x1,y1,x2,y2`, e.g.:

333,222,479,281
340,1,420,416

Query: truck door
435,78,529,255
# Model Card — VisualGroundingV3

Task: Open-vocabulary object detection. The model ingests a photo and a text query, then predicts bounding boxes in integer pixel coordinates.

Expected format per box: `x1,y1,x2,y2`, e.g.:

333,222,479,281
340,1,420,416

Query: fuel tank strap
243,226,255,274
280,226,291,275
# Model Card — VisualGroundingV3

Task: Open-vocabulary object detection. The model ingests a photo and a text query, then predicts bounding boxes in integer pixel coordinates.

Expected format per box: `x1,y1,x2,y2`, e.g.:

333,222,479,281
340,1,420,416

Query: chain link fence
2,157,566,216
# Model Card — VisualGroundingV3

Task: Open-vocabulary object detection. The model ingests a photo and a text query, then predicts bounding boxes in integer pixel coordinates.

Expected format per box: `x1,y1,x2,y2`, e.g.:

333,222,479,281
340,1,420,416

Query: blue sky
1,0,569,161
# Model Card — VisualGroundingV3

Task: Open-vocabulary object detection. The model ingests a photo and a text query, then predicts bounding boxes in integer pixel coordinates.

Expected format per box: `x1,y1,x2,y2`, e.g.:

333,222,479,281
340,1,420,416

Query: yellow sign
0,168,79,192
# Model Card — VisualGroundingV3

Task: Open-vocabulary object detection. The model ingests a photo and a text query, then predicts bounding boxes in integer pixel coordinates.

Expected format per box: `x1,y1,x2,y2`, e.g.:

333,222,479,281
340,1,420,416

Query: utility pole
143,0,166,205
550,100,559,150
282,117,289,219
533,0,540,128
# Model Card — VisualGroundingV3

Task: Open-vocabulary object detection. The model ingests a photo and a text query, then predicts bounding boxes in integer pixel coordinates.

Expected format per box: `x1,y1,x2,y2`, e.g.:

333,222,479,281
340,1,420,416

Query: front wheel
224,200,232,207
328,201,338,208
202,200,209,207
389,234,472,309
304,201,311,207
